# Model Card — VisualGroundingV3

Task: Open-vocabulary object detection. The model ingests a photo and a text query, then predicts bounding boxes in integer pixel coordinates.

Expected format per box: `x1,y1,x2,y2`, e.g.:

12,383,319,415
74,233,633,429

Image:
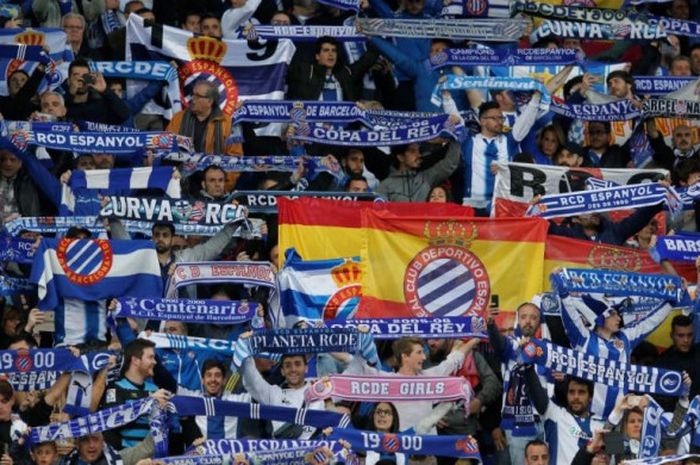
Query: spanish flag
278,198,474,262
358,212,548,318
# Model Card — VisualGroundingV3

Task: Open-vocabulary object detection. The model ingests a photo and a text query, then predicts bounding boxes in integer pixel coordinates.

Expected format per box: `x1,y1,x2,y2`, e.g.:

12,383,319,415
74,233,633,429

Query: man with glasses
461,96,541,215
582,121,630,168
167,80,243,187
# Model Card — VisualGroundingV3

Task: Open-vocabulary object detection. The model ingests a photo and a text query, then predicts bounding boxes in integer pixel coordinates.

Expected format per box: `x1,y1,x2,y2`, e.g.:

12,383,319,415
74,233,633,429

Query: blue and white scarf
76,121,141,133
2,216,107,237
549,100,641,121
0,234,34,264
190,438,343,456
290,114,464,146
69,166,181,198
30,397,155,443
327,429,482,461
663,395,700,447
315,0,359,12
325,316,487,339
429,47,584,69
233,328,379,366
233,101,364,125
639,396,663,458
0,275,35,296
531,20,665,42
356,17,528,41
114,297,258,324
633,76,697,95
231,191,382,214
521,338,686,396
139,331,239,355
162,447,340,465
0,44,51,64
90,61,181,116
526,182,671,219
164,262,277,299
246,25,364,42
643,98,700,118
655,233,700,262
430,75,550,107
160,153,343,181
16,129,176,154
100,196,247,226
171,395,352,429
550,268,684,302
620,456,700,465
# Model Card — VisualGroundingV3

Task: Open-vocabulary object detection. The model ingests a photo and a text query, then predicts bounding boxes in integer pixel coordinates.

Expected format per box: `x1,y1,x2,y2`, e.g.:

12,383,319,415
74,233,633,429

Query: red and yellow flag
358,212,548,318
278,198,474,261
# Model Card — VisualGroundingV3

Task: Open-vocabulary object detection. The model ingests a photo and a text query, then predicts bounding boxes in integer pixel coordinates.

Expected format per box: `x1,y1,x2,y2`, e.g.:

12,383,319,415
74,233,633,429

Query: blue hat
581,294,621,329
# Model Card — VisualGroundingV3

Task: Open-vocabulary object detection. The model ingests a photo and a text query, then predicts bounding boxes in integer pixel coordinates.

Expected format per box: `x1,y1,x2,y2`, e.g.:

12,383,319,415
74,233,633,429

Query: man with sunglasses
461,96,541,215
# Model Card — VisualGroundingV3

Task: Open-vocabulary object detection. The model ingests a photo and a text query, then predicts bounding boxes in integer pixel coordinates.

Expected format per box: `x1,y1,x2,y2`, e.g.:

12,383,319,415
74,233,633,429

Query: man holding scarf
487,303,550,465
552,277,679,418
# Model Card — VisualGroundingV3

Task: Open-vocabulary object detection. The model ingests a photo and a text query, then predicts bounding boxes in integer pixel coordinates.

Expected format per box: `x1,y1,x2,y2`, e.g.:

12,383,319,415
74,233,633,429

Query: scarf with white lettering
654,233,700,262
305,374,472,404
356,17,527,41
99,196,247,226
430,75,550,108
160,153,343,181
233,101,364,125
171,395,352,429
140,331,239,355
549,100,641,121
2,216,106,237
14,130,177,154
247,25,363,42
0,275,35,296
0,234,34,264
190,438,344,456
315,0,359,11
643,98,700,118
114,297,257,324
550,268,684,302
429,47,584,69
30,397,155,443
325,316,487,339
530,19,665,42
290,115,464,146
162,447,341,465
328,429,482,461
663,395,700,447
165,261,277,298
633,76,697,95
640,396,664,458
90,61,182,115
525,183,671,219
521,338,686,396
232,328,379,367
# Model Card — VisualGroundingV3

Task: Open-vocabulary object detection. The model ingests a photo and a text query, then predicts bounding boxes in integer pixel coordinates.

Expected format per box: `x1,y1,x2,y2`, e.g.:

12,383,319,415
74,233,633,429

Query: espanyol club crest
56,239,113,285
14,350,33,372
464,0,487,16
404,221,490,318
381,434,401,453
179,35,239,116
324,259,362,319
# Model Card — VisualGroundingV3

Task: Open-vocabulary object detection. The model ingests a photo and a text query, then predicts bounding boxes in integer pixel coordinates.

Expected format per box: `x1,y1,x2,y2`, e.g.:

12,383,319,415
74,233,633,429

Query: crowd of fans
1,0,700,464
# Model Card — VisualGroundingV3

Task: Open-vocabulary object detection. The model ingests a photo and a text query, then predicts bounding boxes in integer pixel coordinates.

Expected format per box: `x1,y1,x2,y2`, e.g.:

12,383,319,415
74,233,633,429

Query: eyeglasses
482,116,505,121
375,409,393,417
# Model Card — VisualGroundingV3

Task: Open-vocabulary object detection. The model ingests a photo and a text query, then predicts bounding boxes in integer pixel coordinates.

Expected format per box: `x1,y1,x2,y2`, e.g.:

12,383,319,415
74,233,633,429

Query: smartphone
603,431,625,455
82,73,95,85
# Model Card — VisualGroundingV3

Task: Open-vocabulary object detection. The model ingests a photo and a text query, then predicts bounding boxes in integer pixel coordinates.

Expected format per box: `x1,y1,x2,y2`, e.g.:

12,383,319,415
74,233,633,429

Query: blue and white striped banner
69,166,181,198
521,338,685,396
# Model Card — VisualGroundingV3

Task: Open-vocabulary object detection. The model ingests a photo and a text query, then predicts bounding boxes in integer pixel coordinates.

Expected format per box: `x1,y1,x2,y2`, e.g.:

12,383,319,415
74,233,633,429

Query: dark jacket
65,89,131,125
583,144,631,168
10,169,44,217
650,132,700,173
0,69,43,121
286,47,379,101
547,203,663,246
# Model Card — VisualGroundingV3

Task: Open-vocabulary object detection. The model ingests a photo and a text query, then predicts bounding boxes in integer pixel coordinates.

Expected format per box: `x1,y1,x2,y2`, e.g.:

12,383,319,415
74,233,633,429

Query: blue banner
114,297,258,324
633,76,697,95
431,75,550,107
655,233,700,262
430,47,584,69
325,317,487,339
